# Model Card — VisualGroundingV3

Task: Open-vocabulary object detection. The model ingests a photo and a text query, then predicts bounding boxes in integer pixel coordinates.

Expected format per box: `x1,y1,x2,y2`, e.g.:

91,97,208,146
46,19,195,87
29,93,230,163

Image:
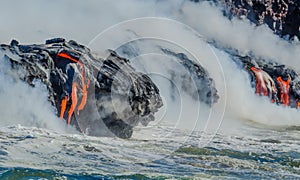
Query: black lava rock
0,38,163,139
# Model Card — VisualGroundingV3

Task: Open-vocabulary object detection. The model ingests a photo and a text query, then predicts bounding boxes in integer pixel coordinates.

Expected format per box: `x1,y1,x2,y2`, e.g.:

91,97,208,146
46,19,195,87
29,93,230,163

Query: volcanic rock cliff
0,38,163,138
224,0,300,39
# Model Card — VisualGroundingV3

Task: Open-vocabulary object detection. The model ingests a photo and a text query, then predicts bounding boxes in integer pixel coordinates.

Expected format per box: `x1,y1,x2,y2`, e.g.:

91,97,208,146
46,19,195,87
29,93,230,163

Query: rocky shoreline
223,0,300,40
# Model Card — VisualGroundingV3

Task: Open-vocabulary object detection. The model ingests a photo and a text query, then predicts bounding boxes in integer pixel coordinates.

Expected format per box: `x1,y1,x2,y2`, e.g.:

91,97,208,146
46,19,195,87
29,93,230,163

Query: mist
0,53,69,132
179,1,300,71
0,0,299,134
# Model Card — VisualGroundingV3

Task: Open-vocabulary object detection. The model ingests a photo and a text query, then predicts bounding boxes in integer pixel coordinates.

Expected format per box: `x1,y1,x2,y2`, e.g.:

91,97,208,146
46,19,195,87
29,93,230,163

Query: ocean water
0,123,300,179
1,0,300,179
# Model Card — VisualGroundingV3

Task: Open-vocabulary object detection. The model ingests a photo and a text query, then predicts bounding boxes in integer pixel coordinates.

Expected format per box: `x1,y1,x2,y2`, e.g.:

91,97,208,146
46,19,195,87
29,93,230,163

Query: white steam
179,1,300,71
0,0,299,134
0,52,71,132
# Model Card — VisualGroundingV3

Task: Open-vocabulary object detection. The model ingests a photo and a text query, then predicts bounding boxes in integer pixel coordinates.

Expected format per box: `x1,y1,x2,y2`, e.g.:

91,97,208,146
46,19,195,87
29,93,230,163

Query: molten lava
57,52,90,124
276,76,291,107
250,67,277,102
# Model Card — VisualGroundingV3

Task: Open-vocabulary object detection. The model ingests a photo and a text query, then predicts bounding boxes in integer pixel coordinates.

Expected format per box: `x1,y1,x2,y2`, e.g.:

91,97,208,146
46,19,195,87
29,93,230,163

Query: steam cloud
0,0,299,134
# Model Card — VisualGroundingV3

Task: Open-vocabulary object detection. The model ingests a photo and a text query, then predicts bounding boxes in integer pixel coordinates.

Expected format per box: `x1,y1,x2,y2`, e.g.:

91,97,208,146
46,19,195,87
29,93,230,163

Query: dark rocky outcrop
233,55,300,108
189,0,300,40
223,0,300,40
0,38,163,138
162,49,219,106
